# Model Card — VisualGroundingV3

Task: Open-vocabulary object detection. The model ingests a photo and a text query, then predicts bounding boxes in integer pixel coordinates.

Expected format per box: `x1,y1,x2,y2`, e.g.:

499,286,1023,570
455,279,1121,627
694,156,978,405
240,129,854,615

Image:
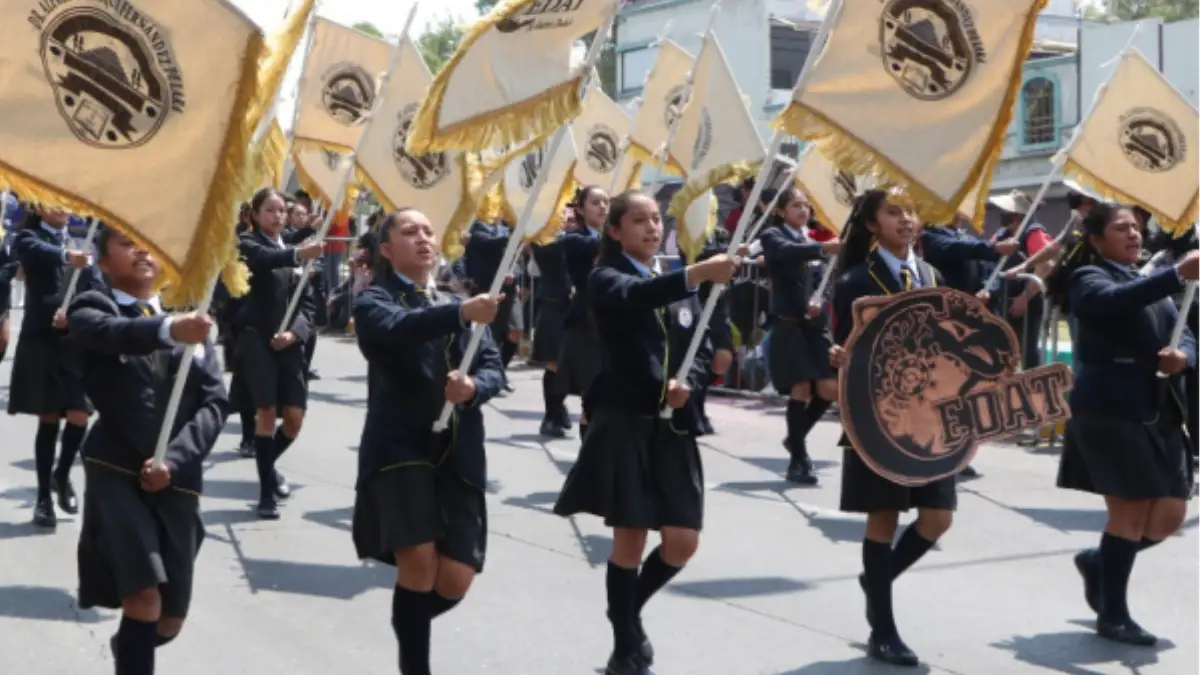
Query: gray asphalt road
0,316,1195,674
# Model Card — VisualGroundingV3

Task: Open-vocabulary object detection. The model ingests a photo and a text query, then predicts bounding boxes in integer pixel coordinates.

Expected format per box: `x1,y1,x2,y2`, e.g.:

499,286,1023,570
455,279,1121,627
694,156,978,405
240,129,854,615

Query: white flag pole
433,2,619,432
58,216,101,313
276,3,420,336
642,1,722,197
658,0,843,417
279,0,322,190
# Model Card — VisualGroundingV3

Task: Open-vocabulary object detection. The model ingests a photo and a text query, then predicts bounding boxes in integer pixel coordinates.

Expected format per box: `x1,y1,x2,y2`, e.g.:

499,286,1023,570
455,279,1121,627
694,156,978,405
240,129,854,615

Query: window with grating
1021,77,1057,148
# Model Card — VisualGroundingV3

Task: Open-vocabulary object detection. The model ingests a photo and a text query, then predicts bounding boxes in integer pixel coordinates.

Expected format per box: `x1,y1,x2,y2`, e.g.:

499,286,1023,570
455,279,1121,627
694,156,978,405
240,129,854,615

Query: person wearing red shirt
988,190,1052,369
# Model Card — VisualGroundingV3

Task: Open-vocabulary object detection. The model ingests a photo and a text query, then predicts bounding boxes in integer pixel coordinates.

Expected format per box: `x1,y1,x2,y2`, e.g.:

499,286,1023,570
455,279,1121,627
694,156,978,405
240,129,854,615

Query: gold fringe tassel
1063,159,1199,238
624,141,686,180
668,161,760,260
254,120,289,190
406,0,587,154
773,0,1047,229
524,170,580,245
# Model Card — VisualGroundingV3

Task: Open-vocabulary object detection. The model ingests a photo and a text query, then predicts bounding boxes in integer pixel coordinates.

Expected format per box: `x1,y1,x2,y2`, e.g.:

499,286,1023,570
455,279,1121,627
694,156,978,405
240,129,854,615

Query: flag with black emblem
293,17,392,154
569,89,645,191
628,39,692,176
794,143,862,235
667,34,766,259
0,0,285,305
1056,49,1199,236
293,147,356,212
407,0,618,154
354,37,475,260
503,135,579,244
776,0,1049,228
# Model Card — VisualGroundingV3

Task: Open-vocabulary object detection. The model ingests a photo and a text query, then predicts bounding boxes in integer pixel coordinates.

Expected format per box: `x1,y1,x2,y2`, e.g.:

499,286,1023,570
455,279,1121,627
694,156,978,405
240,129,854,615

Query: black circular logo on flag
1119,107,1186,173
39,7,175,149
879,0,981,101
839,287,1072,486
832,169,857,206
321,64,374,126
518,148,544,191
585,124,620,174
394,103,450,189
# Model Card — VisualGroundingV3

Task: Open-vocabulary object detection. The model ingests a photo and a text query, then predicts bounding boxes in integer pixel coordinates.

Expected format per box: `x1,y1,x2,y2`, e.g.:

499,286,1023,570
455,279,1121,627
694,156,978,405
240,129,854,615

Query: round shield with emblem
838,287,1073,486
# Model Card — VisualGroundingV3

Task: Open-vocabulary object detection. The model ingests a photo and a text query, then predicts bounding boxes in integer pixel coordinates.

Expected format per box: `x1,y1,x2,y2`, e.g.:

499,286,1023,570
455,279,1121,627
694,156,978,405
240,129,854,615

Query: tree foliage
475,0,500,15
1077,0,1199,21
417,15,465,73
352,21,384,38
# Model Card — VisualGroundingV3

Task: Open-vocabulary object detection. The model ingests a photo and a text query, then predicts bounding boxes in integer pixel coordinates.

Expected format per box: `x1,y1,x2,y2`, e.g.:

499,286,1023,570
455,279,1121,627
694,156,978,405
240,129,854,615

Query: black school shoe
605,652,650,675
52,475,79,514
32,499,56,528
867,633,920,667
1097,618,1158,646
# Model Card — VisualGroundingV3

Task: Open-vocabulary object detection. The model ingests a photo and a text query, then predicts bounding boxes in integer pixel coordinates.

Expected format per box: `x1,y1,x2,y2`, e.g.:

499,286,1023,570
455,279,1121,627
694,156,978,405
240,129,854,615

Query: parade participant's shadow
307,391,368,408
668,576,810,600
197,478,279,502
201,508,265,527
239,557,393,601
1013,507,1108,534
9,458,36,472
0,521,57,540
339,374,367,384
740,456,839,476
502,491,559,515
714,482,866,544
0,585,106,623
496,432,558,446
773,654,932,674
992,625,1176,675
302,506,353,533
491,408,545,422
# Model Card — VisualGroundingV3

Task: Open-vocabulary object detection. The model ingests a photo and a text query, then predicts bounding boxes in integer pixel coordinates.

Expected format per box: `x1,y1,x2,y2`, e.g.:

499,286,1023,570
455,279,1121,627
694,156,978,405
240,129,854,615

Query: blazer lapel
866,250,903,295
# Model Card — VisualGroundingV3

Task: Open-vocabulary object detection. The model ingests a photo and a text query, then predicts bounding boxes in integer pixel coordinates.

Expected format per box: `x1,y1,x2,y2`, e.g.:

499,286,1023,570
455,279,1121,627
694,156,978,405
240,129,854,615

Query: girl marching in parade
828,190,953,667
555,185,610,438
351,208,505,675
759,185,841,484
553,191,737,675
9,206,95,528
1054,202,1198,646
531,223,574,437
68,227,228,675
231,188,323,520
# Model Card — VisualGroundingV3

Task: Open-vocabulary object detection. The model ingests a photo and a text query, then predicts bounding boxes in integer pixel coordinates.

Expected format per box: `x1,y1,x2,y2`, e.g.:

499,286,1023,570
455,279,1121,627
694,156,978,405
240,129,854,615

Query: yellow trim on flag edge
254,122,289,190
1062,159,1198,238
668,160,760,261
405,0,590,154
625,140,686,180
773,0,1047,231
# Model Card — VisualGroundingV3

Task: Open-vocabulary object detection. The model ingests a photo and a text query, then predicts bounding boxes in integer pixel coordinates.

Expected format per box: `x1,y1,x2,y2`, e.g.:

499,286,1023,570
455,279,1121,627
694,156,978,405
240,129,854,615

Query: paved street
0,314,1196,675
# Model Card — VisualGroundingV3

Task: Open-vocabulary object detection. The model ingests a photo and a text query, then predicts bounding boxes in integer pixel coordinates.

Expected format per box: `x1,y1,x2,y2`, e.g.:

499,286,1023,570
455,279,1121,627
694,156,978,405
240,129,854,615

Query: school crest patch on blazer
839,287,1073,486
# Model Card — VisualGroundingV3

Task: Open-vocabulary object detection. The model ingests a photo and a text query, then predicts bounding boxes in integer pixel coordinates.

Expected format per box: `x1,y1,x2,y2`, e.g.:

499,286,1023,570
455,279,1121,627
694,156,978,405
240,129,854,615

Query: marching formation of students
0,173,1195,674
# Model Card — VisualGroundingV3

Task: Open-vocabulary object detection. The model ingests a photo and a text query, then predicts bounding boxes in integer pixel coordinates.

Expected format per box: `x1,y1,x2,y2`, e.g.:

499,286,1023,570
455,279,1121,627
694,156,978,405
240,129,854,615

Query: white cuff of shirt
159,316,176,346
748,241,763,257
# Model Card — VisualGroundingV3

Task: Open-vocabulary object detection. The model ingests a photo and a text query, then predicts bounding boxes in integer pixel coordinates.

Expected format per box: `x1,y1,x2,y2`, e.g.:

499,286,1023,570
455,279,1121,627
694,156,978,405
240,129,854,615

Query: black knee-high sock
1139,537,1162,551
273,427,296,462
391,585,432,675
635,547,683,612
1098,532,1139,623
862,539,898,638
304,334,317,370
155,634,175,648
34,421,60,502
253,435,276,500
0,345,7,363
54,422,87,482
428,591,461,620
606,561,639,656
695,386,709,419
500,339,517,368
890,524,936,579
239,409,255,446
541,370,556,418
800,397,832,435
785,400,809,457
115,615,157,675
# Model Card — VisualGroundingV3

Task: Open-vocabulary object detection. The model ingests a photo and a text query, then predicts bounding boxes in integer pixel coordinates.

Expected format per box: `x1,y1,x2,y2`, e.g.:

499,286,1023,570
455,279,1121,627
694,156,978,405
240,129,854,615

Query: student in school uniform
351,208,505,675
553,191,738,675
222,203,257,457
464,218,518,391
0,229,19,363
231,188,323,519
67,226,228,675
827,189,953,667
1054,203,1198,646
757,186,842,485
284,199,323,381
531,220,574,437
8,206,95,527
555,186,610,438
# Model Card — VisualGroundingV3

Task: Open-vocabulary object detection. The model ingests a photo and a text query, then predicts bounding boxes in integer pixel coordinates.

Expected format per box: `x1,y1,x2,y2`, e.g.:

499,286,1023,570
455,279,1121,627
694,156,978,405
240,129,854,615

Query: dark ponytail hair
831,189,889,280
597,189,644,263
570,184,606,228
1045,201,1127,313
372,208,416,281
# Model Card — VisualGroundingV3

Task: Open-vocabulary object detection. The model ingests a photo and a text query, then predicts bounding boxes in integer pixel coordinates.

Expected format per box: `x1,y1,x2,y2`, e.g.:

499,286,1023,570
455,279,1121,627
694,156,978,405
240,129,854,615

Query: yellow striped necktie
899,266,914,291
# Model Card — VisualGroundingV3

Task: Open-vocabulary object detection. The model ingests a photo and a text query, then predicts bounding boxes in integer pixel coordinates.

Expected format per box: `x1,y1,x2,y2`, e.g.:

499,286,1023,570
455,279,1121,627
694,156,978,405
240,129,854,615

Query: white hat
988,189,1033,215
1061,177,1103,202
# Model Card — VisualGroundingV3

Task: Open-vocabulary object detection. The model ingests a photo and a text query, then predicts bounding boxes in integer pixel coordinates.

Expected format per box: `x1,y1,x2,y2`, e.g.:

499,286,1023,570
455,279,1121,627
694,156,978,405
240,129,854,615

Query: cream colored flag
0,0,274,305
668,34,767,258
355,37,474,258
794,144,864,235
293,147,352,206
503,135,579,244
1058,49,1199,235
254,119,289,190
570,90,647,190
628,39,693,176
674,190,718,262
408,0,617,154
293,18,392,153
776,0,1048,228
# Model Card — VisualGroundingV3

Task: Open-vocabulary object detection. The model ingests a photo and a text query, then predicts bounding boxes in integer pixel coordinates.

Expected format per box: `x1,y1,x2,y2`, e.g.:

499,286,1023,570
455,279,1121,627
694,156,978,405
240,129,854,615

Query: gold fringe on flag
1063,159,1199,238
667,160,760,257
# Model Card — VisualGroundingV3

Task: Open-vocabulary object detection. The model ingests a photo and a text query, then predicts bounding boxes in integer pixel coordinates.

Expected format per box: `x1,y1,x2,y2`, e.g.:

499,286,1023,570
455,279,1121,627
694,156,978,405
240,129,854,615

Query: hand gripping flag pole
58,216,101,314
657,0,844,419
433,2,620,433
276,3,421,337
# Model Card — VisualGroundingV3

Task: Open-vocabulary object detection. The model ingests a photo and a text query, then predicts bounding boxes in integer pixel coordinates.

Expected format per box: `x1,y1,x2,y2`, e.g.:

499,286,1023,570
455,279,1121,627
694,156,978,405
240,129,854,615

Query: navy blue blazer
586,255,711,429
352,274,505,489
67,290,229,495
920,226,999,293
531,236,571,302
1069,262,1196,422
12,226,102,338
832,250,941,345
234,229,315,343
464,220,510,293
562,228,601,328
694,241,733,352
760,224,826,320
